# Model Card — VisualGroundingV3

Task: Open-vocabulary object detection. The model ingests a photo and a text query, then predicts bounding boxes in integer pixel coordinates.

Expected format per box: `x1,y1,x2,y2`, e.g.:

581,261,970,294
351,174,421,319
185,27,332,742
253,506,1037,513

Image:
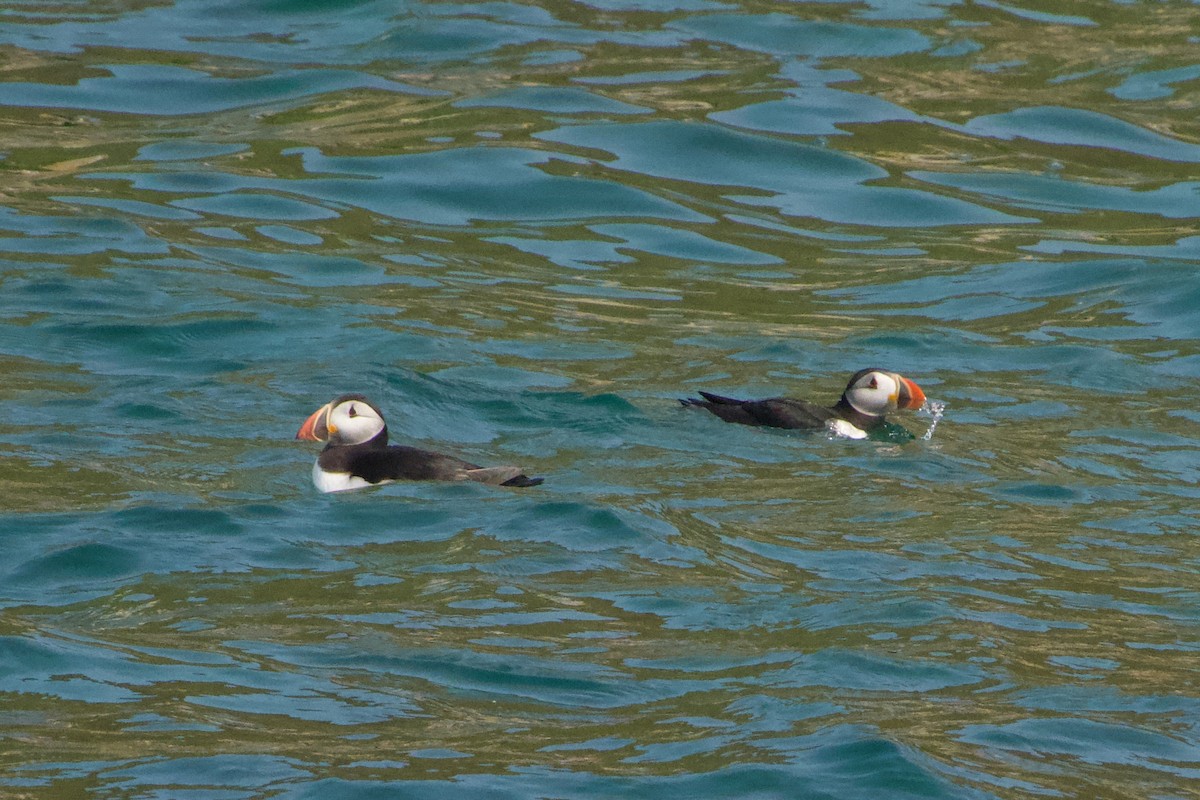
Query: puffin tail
681,391,745,407
464,466,544,488
679,391,757,425
501,474,544,488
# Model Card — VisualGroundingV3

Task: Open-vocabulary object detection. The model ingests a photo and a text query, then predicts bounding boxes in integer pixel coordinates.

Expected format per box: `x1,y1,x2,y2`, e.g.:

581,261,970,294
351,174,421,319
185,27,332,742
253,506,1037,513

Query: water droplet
920,400,946,441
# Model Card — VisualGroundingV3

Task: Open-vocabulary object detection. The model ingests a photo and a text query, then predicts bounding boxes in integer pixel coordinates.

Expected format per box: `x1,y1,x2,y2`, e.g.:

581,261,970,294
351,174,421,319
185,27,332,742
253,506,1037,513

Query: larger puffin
680,368,926,439
296,394,543,493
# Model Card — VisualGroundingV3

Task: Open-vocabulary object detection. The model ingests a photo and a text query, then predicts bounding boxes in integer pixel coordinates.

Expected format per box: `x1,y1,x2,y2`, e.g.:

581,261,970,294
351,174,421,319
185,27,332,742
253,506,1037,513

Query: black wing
681,392,836,430
321,445,542,487
319,445,475,483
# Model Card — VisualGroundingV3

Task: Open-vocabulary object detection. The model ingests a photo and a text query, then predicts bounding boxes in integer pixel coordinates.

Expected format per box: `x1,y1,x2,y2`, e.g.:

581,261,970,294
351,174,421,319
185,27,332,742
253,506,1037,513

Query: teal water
2,1,1199,798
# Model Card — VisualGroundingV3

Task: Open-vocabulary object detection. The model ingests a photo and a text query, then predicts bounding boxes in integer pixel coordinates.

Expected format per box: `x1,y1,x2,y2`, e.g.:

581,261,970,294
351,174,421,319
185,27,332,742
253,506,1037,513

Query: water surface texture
1,1,1199,798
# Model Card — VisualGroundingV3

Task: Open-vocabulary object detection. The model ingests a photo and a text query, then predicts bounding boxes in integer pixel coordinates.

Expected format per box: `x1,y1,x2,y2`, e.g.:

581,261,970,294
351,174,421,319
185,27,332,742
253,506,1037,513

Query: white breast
312,461,376,493
826,419,868,440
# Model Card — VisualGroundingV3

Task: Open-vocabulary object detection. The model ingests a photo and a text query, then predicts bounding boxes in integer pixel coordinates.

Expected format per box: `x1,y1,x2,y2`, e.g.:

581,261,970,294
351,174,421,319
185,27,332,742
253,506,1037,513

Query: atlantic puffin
295,394,543,493
680,368,926,439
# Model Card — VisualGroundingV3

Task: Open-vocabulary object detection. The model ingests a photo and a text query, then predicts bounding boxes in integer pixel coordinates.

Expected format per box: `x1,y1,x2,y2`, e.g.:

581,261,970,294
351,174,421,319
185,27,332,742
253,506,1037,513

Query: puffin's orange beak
296,403,332,441
898,376,926,410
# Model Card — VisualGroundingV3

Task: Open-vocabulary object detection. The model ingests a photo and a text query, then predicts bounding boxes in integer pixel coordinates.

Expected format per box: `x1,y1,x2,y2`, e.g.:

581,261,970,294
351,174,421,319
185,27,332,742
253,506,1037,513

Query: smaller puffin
296,394,543,493
680,368,926,439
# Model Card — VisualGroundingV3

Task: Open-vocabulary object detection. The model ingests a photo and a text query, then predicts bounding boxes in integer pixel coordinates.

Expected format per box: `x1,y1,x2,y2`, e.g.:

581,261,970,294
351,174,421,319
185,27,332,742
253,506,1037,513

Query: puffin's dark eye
348,405,358,417
868,378,878,389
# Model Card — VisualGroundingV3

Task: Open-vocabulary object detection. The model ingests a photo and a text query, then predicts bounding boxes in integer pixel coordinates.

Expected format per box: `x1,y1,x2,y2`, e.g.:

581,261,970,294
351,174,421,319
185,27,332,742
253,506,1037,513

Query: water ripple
1,0,1199,798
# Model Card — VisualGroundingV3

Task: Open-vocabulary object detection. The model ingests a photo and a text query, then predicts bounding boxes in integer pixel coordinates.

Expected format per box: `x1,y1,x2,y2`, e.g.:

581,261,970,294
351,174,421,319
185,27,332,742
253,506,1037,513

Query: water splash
920,400,946,441
826,418,868,440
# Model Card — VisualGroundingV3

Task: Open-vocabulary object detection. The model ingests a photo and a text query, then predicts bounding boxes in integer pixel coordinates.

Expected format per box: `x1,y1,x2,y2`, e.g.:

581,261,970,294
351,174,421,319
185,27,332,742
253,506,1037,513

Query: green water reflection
1,1,1198,798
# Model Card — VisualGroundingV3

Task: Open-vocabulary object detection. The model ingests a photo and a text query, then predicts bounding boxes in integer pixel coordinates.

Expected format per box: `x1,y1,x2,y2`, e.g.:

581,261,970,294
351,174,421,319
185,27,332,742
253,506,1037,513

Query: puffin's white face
844,370,926,417
325,397,385,445
296,394,386,446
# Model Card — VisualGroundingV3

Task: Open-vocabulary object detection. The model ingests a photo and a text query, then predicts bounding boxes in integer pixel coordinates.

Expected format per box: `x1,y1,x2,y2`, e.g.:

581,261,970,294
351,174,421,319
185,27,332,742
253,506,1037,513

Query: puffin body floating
296,394,543,493
680,368,926,439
